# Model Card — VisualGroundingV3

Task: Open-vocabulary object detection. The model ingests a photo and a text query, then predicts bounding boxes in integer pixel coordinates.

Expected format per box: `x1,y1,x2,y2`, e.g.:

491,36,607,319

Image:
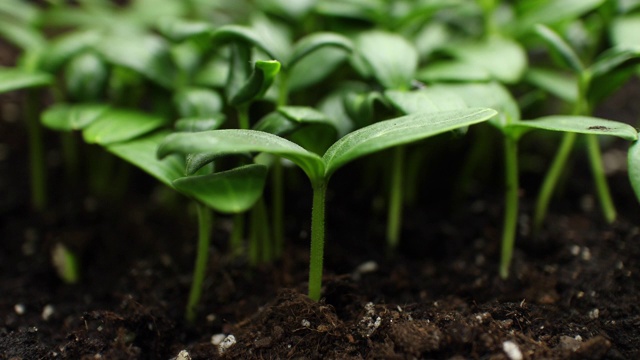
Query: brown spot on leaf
588,126,610,131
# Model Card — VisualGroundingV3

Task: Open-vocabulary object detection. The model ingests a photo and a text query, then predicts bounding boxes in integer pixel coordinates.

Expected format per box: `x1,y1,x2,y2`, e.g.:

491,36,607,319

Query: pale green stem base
586,134,616,223
533,131,576,232
500,136,519,279
308,181,327,301
387,146,405,250
186,203,213,324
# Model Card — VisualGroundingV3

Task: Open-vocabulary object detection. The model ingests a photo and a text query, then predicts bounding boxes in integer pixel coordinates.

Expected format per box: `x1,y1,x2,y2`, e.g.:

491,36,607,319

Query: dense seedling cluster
2,0,640,322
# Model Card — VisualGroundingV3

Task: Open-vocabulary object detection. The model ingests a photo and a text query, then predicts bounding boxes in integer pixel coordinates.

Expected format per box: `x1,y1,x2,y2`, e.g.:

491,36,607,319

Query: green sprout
158,108,496,301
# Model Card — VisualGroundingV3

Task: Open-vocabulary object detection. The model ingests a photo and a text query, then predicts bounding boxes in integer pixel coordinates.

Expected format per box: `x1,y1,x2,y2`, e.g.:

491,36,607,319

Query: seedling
531,24,640,229
158,107,496,300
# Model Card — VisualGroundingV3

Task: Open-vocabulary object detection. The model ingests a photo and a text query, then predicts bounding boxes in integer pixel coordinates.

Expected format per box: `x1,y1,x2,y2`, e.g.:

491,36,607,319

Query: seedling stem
308,180,327,301
186,202,213,323
387,146,405,249
500,135,519,279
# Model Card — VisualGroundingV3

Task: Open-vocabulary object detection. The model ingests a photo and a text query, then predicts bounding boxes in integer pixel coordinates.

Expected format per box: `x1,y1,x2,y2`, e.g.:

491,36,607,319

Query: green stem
238,105,250,130
500,135,519,279
308,180,327,301
25,90,46,211
186,202,213,324
586,134,616,223
387,146,405,250
277,72,289,107
272,159,284,257
533,131,576,231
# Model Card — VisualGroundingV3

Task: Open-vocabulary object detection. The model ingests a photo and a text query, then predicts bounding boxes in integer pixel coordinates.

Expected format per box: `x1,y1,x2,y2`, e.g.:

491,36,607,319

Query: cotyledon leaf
508,116,639,141
158,129,325,181
0,68,52,93
385,88,467,114
41,103,109,131
172,164,268,214
533,24,584,74
287,32,352,69
83,108,167,145
229,60,281,107
628,140,640,204
106,130,184,188
323,108,497,177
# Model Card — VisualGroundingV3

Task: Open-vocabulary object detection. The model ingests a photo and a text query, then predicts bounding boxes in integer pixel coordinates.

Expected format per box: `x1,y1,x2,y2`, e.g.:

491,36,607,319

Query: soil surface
2,70,640,360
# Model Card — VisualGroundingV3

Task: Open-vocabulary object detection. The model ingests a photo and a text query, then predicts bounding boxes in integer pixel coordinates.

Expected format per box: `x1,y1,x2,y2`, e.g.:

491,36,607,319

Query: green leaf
83,109,167,145
65,52,108,101
533,24,584,73
444,35,527,83
253,111,297,136
323,108,497,176
288,47,349,91
158,130,325,181
173,164,267,214
41,103,109,131
210,24,280,59
0,19,46,51
385,88,467,114
0,0,40,24
416,61,492,83
278,106,336,127
174,87,223,117
156,18,214,42
40,30,102,72
95,33,176,89
628,140,640,204
175,115,226,133
0,68,52,93
514,0,606,35
353,31,418,90
259,0,317,21
287,32,352,69
611,14,640,47
343,90,389,128
589,46,640,78
524,68,578,103
229,60,281,107
429,82,521,126
106,130,184,188
509,116,639,141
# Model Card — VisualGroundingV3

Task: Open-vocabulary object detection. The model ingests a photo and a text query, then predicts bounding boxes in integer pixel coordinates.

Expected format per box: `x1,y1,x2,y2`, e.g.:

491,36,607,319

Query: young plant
158,107,497,301
431,81,638,277
531,24,640,229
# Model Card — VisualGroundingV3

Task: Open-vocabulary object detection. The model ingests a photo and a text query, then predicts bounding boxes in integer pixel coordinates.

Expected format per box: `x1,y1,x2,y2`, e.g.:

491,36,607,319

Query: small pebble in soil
352,260,378,280
14,303,25,315
301,319,311,328
206,313,217,322
570,245,581,256
581,247,592,261
42,304,54,321
211,334,226,345
588,308,600,319
502,340,523,360
218,334,236,355
174,350,191,360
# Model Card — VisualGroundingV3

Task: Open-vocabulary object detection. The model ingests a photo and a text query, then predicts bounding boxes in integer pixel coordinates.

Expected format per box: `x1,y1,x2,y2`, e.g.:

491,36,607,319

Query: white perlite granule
503,340,523,360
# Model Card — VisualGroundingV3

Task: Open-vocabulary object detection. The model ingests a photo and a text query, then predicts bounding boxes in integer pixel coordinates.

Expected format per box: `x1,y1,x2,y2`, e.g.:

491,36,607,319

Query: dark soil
2,73,640,360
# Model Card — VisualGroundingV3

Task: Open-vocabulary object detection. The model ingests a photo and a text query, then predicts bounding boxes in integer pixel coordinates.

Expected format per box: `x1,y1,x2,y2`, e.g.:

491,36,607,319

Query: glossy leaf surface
445,36,526,84
509,116,639,141
288,32,352,69
175,116,226,133
0,68,52,93
229,60,281,107
385,88,467,114
41,103,109,131
628,140,640,204
323,108,497,176
353,31,418,90
83,109,167,145
534,24,584,73
158,130,325,181
173,164,268,214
